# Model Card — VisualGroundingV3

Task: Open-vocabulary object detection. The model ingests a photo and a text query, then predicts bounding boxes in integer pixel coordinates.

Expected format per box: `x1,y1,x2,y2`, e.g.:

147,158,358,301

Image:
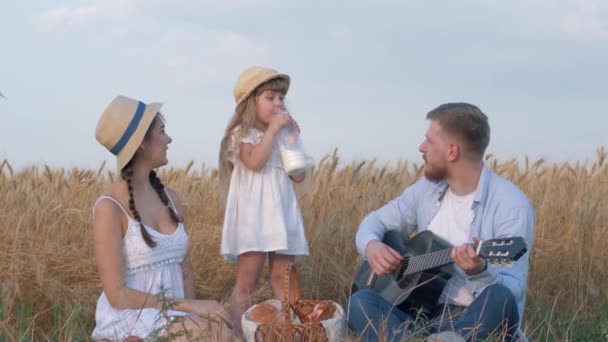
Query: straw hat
96,95,163,171
233,66,290,105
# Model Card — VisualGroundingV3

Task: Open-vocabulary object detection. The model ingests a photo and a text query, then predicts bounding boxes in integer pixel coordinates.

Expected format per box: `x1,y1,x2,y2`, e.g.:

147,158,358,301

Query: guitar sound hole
394,256,410,282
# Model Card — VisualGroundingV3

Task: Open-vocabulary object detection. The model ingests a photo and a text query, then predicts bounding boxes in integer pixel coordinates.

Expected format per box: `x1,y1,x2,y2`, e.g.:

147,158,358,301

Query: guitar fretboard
401,248,453,276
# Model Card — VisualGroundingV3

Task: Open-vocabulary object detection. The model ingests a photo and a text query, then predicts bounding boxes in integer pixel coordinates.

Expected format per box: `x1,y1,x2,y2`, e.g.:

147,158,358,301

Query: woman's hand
187,299,229,323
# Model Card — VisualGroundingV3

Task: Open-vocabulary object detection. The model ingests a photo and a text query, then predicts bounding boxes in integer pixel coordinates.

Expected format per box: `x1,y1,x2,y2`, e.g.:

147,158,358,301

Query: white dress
91,193,189,341
220,126,310,263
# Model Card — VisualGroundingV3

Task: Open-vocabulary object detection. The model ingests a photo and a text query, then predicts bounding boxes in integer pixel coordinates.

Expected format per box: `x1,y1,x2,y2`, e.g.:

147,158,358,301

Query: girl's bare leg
268,253,296,300
229,252,266,338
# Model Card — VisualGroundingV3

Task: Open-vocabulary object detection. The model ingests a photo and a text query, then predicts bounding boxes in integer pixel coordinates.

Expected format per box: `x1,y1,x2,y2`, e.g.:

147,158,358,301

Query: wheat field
0,148,606,341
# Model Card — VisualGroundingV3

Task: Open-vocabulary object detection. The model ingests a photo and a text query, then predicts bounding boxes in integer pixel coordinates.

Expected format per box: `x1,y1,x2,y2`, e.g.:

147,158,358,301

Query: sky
1,0,607,170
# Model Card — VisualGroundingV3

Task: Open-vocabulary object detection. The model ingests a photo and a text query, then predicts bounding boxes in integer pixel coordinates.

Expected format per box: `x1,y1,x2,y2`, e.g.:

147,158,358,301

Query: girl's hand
290,173,305,183
268,113,291,135
289,116,301,133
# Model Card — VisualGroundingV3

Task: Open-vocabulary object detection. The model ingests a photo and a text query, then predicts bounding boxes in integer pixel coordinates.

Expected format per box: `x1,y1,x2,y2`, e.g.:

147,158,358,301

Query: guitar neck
402,240,486,276
403,248,455,276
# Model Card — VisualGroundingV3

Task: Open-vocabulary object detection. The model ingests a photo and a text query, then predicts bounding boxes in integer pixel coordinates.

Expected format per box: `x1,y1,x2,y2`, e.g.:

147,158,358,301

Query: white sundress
91,192,189,341
220,126,310,263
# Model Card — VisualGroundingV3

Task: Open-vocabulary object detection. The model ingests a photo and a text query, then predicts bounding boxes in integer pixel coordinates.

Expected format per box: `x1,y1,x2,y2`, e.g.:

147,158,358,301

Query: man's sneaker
426,331,466,342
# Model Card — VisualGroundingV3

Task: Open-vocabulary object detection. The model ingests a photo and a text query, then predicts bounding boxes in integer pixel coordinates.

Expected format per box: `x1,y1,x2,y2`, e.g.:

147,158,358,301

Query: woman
91,95,231,341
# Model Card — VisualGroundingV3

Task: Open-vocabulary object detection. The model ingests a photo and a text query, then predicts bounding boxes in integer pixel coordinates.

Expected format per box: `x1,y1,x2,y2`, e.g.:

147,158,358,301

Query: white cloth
427,187,476,307
91,193,189,341
220,126,310,263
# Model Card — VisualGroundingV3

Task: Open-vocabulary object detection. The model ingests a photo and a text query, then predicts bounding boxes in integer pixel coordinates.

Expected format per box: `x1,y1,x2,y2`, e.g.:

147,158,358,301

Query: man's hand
452,237,486,276
365,240,402,276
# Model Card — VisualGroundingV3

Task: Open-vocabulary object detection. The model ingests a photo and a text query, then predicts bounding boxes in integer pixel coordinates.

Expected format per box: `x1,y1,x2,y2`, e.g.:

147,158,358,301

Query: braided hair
119,115,183,248
121,161,156,247
149,169,183,224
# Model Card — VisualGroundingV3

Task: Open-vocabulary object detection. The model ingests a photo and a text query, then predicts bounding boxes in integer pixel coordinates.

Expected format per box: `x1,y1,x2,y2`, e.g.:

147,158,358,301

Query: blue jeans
345,284,519,342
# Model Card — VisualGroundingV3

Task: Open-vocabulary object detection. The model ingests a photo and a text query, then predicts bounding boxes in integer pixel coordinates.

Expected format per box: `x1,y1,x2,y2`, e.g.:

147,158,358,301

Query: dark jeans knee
346,289,410,341
346,289,375,320
481,284,517,316
474,283,520,340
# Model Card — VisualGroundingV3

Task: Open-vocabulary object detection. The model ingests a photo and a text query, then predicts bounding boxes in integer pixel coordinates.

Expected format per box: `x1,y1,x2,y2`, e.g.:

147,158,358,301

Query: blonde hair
218,77,290,202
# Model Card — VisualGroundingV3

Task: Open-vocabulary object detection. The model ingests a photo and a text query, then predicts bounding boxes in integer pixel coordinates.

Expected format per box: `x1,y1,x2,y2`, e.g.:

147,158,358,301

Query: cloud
31,0,285,32
514,0,608,40
561,0,608,40
31,0,138,32
156,29,271,86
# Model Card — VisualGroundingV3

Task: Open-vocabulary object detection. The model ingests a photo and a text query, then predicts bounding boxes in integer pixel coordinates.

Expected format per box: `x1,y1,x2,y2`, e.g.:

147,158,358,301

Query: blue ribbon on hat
110,101,146,155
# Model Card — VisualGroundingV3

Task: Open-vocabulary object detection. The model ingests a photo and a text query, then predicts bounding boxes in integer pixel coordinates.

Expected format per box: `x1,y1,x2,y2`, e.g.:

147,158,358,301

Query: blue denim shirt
356,164,535,338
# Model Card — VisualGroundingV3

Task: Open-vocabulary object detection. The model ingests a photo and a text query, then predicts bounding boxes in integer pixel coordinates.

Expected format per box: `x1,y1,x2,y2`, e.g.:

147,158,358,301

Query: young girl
92,95,231,341
218,66,310,335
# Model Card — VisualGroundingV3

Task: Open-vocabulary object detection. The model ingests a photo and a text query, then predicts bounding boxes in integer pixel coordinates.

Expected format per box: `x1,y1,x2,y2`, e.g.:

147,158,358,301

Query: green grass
0,299,606,341
0,302,92,341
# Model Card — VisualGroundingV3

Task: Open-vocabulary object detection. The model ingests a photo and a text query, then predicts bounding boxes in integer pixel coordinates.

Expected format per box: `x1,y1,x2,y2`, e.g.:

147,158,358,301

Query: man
346,103,535,342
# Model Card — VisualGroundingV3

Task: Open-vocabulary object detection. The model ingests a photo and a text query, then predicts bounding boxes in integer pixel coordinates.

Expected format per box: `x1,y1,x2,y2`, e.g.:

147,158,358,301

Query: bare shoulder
94,180,129,231
94,199,122,224
93,198,124,236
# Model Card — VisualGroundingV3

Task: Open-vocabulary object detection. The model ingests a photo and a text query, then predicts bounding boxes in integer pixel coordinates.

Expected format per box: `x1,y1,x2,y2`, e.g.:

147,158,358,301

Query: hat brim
115,102,163,172
236,73,290,105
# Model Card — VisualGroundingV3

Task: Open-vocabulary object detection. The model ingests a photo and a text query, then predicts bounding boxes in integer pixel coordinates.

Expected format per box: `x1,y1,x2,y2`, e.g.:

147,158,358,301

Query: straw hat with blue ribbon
96,95,163,171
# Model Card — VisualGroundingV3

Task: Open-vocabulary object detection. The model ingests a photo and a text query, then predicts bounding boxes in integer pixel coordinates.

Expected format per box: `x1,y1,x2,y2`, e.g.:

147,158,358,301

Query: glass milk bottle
275,110,312,175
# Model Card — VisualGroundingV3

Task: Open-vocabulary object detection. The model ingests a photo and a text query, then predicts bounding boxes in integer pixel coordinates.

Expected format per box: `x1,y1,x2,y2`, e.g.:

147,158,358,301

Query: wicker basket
241,263,345,341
